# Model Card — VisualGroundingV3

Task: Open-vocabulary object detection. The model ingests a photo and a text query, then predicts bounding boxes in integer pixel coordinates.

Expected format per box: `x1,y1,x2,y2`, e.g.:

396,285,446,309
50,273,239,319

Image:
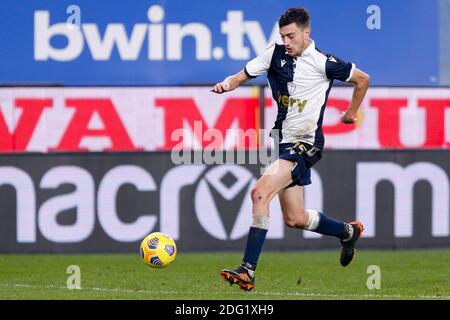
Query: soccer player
211,7,370,291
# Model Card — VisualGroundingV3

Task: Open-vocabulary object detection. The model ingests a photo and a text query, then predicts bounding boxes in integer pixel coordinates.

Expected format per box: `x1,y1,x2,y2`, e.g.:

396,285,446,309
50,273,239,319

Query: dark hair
278,7,310,29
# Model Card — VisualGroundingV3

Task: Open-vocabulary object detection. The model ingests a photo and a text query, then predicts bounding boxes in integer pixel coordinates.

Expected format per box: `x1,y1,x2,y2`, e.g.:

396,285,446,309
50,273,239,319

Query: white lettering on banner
1,162,449,245
82,24,147,60
97,165,158,242
0,165,157,243
147,5,164,60
34,5,278,62
39,166,95,242
221,11,279,60
221,11,249,60
0,167,36,243
166,24,212,60
357,162,450,238
34,11,84,61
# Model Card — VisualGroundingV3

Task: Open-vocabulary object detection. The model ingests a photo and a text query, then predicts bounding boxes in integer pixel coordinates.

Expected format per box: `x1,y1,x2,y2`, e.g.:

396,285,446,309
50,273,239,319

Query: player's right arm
211,70,250,94
211,41,276,94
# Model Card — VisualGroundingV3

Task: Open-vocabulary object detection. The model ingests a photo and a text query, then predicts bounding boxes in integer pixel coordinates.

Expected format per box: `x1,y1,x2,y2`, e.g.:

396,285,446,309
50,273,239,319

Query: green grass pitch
0,249,449,300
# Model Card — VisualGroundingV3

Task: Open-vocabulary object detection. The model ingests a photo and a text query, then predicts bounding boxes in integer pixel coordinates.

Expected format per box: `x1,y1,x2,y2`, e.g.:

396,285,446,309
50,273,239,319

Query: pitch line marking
1,283,449,300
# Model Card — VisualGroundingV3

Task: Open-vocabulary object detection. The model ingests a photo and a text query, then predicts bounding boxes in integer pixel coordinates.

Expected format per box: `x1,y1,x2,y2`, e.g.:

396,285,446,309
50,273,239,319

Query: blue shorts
277,142,322,188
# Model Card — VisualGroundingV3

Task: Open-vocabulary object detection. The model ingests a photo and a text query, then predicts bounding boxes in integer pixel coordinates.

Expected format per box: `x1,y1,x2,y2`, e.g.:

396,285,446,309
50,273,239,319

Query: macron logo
328,56,337,63
281,59,287,67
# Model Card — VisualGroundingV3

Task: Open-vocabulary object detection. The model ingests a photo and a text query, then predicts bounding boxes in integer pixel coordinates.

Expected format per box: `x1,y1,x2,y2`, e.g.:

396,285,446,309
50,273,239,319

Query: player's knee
251,185,270,205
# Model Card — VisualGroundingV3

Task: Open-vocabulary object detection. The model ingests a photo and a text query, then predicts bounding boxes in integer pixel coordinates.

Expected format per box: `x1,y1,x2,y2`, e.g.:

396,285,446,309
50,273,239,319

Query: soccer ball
140,232,177,268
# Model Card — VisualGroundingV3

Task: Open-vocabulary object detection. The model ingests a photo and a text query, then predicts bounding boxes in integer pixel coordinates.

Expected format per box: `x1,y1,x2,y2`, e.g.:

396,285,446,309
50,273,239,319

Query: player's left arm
341,68,370,124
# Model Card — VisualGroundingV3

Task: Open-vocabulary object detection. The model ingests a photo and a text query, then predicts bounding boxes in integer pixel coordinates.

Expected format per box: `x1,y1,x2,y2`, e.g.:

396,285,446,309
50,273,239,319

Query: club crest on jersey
288,82,296,95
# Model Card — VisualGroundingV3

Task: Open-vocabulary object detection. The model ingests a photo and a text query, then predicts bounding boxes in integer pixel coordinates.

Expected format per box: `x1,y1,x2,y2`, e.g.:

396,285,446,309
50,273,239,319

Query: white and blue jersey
245,39,355,150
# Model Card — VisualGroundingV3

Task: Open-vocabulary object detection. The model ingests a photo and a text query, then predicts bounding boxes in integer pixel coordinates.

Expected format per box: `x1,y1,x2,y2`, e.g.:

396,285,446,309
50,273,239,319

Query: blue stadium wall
0,0,447,86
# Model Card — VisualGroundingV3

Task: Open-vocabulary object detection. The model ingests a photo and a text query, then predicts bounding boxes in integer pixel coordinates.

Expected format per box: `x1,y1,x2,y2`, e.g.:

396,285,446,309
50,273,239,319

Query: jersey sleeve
244,41,276,78
325,55,355,82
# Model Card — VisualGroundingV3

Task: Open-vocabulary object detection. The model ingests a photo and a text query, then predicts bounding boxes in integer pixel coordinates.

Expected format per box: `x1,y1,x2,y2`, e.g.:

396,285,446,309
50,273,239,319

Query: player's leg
278,185,364,266
279,185,351,237
243,159,295,267
220,159,295,291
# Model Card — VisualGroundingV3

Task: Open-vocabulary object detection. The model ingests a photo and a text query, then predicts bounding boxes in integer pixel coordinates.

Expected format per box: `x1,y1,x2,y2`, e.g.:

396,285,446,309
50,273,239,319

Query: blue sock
315,212,348,239
242,226,268,270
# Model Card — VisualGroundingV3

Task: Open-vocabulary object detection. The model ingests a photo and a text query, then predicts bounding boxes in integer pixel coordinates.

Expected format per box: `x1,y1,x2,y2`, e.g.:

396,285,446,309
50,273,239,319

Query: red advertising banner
0,86,449,152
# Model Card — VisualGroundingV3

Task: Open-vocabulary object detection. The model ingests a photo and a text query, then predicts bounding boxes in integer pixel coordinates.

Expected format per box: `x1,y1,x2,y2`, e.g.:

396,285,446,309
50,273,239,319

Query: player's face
280,23,311,57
